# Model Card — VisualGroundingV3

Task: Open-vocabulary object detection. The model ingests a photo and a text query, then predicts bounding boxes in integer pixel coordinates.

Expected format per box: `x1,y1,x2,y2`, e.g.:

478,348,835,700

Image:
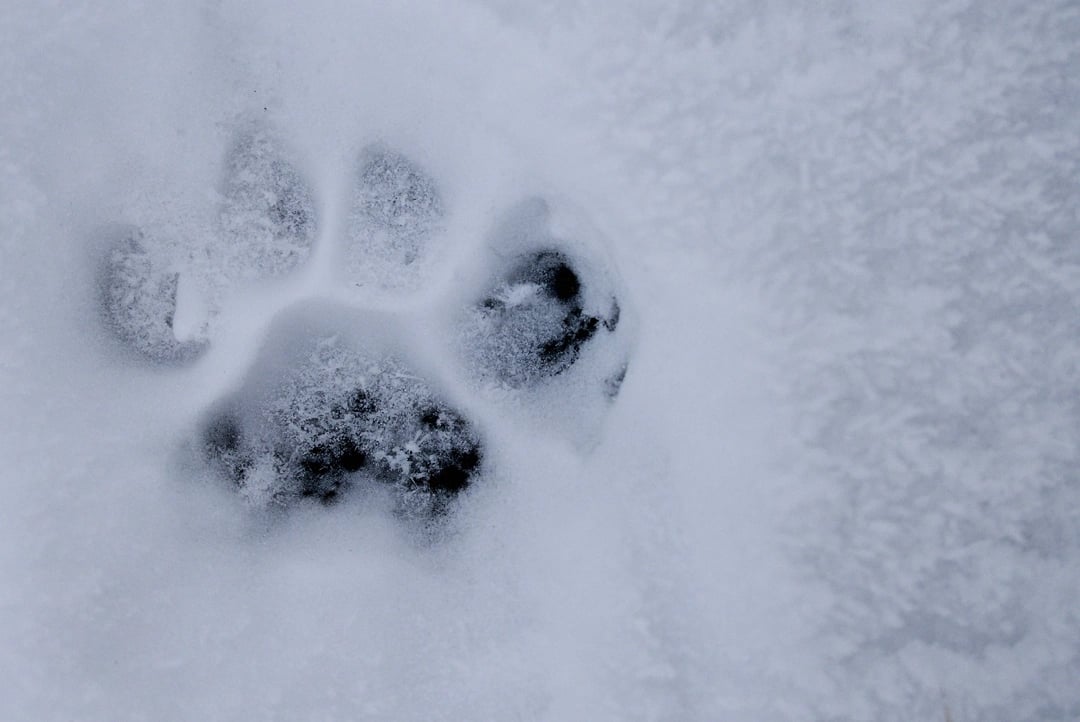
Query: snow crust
2,1,1078,721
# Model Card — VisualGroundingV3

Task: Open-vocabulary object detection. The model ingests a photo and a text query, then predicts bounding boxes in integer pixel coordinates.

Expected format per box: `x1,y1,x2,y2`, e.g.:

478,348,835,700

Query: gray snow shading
1,2,1078,722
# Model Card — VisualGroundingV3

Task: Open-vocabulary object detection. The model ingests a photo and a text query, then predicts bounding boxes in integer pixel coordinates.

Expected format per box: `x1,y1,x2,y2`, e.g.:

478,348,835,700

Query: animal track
96,121,632,517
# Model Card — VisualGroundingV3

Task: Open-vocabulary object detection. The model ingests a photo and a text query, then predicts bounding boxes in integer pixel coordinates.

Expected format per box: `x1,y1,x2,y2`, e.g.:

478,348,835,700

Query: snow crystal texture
1,1,1078,721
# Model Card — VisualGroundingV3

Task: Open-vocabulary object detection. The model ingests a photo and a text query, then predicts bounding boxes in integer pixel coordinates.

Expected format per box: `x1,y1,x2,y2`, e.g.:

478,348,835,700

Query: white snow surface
2,1,1078,720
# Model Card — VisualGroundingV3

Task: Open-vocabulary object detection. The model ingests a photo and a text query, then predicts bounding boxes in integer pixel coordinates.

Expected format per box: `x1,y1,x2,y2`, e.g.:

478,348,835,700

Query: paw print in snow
96,120,633,518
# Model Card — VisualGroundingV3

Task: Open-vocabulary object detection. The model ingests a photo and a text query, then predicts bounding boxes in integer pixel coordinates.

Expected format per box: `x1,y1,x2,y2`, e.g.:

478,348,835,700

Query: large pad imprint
201,308,483,515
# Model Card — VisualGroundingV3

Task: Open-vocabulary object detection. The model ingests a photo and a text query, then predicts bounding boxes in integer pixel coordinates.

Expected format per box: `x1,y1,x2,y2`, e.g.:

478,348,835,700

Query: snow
2,1,1079,720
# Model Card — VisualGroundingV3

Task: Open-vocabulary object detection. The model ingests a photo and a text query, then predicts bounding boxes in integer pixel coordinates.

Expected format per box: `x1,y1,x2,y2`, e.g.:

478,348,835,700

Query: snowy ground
2,2,1078,720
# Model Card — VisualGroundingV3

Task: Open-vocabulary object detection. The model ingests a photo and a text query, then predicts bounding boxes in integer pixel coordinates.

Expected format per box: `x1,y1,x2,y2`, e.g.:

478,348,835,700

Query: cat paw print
95,120,633,518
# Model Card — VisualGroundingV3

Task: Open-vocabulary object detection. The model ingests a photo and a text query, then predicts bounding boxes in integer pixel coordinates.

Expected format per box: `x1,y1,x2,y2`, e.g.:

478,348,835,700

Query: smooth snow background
2,1,1078,721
